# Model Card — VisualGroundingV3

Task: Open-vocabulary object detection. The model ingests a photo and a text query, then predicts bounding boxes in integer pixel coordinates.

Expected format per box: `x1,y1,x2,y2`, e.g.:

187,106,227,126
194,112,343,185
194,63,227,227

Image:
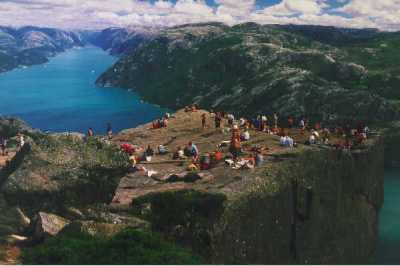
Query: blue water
0,46,166,134
376,169,400,264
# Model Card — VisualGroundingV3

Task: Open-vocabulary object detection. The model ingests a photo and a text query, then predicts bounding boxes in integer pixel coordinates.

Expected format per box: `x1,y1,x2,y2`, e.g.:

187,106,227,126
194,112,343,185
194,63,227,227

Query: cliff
0,111,385,264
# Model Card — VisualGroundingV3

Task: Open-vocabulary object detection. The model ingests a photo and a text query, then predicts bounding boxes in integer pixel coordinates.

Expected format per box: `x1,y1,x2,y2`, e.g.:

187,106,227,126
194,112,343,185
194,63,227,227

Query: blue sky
0,0,399,31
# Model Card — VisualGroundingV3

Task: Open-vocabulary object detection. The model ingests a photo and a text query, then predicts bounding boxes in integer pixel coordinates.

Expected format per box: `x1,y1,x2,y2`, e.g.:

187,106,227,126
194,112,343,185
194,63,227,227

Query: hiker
299,118,306,134
261,115,268,131
255,150,264,167
212,149,223,163
215,113,222,128
239,118,246,128
201,113,207,129
107,123,113,139
227,113,235,126
173,146,186,160
230,125,241,159
0,136,7,156
158,145,168,155
87,128,94,138
185,142,199,161
18,134,25,149
314,122,321,131
287,116,294,129
322,128,330,144
273,113,279,128
200,153,211,170
241,129,250,141
309,134,316,145
142,145,154,162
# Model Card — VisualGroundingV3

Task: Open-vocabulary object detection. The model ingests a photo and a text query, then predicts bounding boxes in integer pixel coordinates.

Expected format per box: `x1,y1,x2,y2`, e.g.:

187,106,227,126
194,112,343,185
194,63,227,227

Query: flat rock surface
110,110,321,208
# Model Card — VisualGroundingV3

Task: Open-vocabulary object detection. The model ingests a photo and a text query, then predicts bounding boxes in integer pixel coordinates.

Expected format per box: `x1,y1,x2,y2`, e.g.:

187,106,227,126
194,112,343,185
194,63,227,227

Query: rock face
0,112,386,264
127,137,384,264
97,22,400,124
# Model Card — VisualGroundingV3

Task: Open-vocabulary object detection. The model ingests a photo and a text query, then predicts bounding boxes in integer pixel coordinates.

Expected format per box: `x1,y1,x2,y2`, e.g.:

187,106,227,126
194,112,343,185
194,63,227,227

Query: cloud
0,0,399,31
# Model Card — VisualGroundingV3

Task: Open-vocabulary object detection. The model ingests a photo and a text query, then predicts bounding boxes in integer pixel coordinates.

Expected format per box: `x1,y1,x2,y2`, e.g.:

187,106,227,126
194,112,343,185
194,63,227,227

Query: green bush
22,229,202,265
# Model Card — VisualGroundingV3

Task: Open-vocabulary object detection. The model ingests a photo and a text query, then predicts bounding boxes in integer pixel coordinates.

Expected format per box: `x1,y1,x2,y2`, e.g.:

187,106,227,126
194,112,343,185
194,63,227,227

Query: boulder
34,212,70,239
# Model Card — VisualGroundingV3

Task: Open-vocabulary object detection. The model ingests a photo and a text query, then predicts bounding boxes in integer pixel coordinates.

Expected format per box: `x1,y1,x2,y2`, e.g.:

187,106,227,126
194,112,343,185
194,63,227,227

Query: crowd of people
82,105,371,175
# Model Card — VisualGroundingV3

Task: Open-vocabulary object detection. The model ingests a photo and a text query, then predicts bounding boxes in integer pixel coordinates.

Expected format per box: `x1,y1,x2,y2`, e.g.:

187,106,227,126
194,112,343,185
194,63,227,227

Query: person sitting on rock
255,150,264,167
173,146,186,160
241,129,250,141
200,153,211,170
87,128,94,138
143,145,154,162
185,142,199,161
158,145,168,155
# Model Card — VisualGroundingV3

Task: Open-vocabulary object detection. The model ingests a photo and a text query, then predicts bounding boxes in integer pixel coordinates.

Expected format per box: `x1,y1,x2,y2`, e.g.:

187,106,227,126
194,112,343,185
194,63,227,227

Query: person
261,115,268,131
200,153,211,170
18,134,25,149
107,123,113,139
288,116,294,129
215,113,222,129
273,113,279,128
143,145,154,162
255,150,264,167
230,125,241,159
309,134,316,145
241,129,250,141
158,145,168,155
322,128,330,144
201,113,207,129
227,114,235,126
0,136,7,156
213,149,223,163
239,118,246,128
173,146,185,159
185,142,199,160
87,128,94,138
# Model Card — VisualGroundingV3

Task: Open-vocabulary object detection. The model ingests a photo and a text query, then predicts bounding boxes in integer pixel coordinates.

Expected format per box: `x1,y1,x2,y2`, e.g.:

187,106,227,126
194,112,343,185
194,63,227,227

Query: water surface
376,169,400,264
0,46,166,134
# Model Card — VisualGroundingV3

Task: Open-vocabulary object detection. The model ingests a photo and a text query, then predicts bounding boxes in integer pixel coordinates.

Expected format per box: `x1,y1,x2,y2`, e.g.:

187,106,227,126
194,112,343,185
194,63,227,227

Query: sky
0,0,400,31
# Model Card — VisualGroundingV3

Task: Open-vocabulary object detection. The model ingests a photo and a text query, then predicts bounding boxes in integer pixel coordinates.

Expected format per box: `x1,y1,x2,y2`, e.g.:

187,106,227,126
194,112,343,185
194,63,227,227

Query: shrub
22,229,202,265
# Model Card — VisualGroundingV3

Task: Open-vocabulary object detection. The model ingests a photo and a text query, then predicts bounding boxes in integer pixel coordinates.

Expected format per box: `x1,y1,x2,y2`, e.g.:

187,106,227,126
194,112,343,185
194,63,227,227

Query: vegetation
22,229,202,265
97,23,400,124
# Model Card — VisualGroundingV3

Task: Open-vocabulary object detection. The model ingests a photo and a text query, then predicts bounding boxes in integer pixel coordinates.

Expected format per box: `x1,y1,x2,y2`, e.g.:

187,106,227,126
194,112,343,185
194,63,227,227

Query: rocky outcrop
128,137,384,264
34,212,70,239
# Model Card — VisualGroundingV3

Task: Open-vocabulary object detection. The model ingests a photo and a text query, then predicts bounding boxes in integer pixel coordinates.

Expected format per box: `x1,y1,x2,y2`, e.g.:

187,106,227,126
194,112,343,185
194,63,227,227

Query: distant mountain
97,22,400,124
0,26,84,73
90,27,159,55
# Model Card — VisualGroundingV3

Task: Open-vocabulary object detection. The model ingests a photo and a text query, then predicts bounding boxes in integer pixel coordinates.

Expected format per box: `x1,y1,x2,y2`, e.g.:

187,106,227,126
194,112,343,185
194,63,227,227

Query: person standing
201,113,207,129
107,123,113,139
0,136,7,156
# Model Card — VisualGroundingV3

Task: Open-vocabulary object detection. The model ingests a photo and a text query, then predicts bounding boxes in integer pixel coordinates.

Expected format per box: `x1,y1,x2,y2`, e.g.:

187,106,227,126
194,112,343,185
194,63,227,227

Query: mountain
90,27,159,55
97,22,400,125
0,26,84,73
